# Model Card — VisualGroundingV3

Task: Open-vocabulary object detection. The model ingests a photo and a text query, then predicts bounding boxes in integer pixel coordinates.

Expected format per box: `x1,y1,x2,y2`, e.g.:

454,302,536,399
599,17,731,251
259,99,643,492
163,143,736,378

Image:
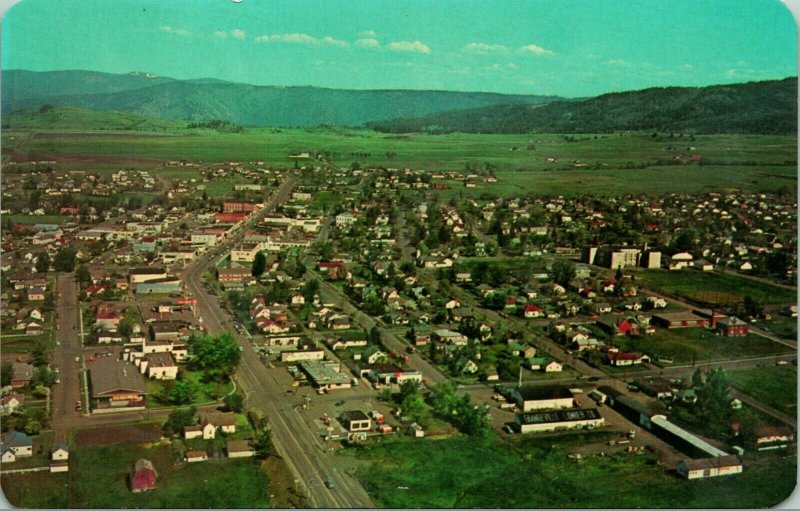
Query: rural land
0,69,797,509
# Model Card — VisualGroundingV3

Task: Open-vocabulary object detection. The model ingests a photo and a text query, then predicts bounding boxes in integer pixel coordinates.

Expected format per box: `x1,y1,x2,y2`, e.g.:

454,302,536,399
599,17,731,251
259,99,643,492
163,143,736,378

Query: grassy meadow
730,365,798,419
5,128,796,196
345,433,796,509
638,270,798,305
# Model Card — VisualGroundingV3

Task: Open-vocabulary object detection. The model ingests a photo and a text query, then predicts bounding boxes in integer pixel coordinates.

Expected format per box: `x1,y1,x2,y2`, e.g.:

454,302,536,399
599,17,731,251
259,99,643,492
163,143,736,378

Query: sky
0,0,797,97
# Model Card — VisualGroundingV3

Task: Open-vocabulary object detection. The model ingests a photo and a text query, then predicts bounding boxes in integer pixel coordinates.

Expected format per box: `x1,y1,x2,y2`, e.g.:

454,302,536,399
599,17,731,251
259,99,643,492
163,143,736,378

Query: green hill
2,70,561,128
367,78,798,134
2,106,185,131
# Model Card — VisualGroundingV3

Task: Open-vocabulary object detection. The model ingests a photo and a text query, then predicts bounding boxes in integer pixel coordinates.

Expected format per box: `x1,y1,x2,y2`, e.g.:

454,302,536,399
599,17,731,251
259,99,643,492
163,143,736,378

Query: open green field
730,365,798,419
4,214,69,225
615,328,794,364
345,433,796,508
639,270,797,305
1,441,271,508
8,129,796,195
762,314,798,340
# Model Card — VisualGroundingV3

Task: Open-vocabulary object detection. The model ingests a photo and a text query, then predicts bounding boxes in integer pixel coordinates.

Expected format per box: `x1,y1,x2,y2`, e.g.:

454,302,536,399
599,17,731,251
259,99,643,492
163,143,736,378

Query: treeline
367,78,798,135
186,119,244,132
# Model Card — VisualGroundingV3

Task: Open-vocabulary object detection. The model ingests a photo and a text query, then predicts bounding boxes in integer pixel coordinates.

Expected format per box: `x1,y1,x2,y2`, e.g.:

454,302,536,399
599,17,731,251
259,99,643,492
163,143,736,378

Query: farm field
346,433,796,509
614,328,794,364
6,129,796,196
730,365,798,419
0,441,271,508
637,270,797,305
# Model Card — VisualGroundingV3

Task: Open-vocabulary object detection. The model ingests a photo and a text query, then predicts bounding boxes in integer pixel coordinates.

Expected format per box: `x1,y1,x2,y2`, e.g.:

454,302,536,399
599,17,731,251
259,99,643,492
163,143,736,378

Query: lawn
345,432,796,508
615,328,794,364
1,442,271,508
761,314,798,340
146,371,233,407
639,270,797,305
730,365,798,419
0,333,51,353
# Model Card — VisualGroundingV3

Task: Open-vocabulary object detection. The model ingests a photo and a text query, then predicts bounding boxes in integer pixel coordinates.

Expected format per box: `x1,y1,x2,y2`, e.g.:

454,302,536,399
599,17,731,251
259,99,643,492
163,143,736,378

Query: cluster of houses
0,430,70,473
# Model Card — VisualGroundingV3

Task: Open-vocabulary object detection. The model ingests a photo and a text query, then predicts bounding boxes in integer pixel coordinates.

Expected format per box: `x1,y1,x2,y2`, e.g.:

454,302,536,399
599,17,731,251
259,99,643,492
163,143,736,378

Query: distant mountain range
2,70,795,134
366,78,798,134
1,70,561,127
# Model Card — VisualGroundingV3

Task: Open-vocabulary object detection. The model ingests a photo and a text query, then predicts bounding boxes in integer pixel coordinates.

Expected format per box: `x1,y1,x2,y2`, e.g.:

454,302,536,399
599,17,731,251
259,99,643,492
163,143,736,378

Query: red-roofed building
215,213,248,223
130,459,157,492
523,304,544,318
60,207,80,214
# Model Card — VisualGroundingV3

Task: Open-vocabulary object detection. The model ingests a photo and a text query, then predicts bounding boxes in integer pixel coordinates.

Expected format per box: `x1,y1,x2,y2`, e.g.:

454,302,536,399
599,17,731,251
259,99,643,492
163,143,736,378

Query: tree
253,425,272,459
224,392,245,413
743,295,763,319
301,279,320,302
696,368,732,431
163,406,197,437
398,380,420,402
552,259,576,287
24,419,42,435
53,247,77,272
1,362,12,387
188,333,241,382
168,379,199,405
35,252,51,273
32,366,56,387
252,252,267,277
75,264,91,284
401,392,426,418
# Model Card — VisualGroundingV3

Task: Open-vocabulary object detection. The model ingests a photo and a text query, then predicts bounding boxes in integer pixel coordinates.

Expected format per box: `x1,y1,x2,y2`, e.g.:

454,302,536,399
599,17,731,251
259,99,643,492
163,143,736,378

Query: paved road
182,176,375,508
50,273,84,441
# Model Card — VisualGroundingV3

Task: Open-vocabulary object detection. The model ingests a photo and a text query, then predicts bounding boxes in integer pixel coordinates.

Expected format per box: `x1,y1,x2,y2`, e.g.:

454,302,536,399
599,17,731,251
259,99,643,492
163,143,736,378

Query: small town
1,1,797,509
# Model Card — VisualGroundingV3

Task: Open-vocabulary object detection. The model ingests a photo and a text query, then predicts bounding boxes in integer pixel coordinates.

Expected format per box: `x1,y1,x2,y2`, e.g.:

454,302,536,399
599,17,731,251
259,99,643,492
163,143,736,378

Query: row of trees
34,247,77,273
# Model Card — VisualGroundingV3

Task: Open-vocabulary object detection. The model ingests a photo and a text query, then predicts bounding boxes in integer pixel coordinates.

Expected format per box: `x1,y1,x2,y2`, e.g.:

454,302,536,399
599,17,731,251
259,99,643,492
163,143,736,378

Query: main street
50,273,84,441
181,174,375,508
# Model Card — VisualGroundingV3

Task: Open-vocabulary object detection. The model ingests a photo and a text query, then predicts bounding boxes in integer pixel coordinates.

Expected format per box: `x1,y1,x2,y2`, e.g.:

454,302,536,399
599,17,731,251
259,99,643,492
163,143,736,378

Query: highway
181,175,375,508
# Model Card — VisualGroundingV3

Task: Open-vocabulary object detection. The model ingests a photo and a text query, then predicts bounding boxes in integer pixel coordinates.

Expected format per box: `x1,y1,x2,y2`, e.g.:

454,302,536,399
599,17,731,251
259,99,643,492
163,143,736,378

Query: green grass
146,371,233,407
615,328,794,364
1,442,271,508
762,314,798,340
4,214,68,225
11,129,796,195
730,365,798,419
346,432,796,508
5,106,185,132
0,333,52,353
639,270,797,305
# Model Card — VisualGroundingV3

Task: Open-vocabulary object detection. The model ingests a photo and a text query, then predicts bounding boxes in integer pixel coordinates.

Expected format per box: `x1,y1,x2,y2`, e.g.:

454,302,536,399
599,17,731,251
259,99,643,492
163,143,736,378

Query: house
508,385,574,412
459,358,479,374
130,459,158,492
143,352,178,380
597,316,638,336
432,329,468,346
594,302,612,314
1,448,16,463
2,431,33,457
523,304,544,318
27,287,46,301
10,363,34,388
693,260,714,272
185,450,208,463
444,299,461,309
362,346,386,365
1,392,25,414
184,423,217,440
676,456,743,480
51,444,70,461
227,440,256,458
339,410,372,432
607,352,650,366
716,317,749,337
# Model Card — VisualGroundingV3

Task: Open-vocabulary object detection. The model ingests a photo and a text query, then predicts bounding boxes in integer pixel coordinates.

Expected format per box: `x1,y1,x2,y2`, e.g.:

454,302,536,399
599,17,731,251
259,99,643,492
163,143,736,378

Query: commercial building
515,408,604,434
89,357,147,411
299,360,352,391
508,385,575,412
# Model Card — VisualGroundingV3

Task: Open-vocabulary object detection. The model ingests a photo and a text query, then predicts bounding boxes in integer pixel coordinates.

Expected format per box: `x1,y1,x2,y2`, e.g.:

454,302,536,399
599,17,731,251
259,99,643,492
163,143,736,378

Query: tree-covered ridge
367,78,797,134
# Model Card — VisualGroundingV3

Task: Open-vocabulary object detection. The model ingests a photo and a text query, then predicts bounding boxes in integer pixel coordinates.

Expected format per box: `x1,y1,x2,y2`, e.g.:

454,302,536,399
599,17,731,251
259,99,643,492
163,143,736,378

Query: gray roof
515,385,573,401
89,357,147,397
11,363,34,381
340,410,370,422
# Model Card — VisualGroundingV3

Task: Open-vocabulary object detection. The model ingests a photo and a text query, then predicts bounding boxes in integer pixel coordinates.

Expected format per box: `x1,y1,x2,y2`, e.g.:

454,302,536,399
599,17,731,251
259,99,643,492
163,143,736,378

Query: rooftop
89,357,147,397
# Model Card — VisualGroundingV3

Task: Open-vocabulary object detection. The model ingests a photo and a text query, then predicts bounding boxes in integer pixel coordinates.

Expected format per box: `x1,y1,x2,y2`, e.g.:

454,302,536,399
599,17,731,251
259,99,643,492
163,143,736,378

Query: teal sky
1,0,797,97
